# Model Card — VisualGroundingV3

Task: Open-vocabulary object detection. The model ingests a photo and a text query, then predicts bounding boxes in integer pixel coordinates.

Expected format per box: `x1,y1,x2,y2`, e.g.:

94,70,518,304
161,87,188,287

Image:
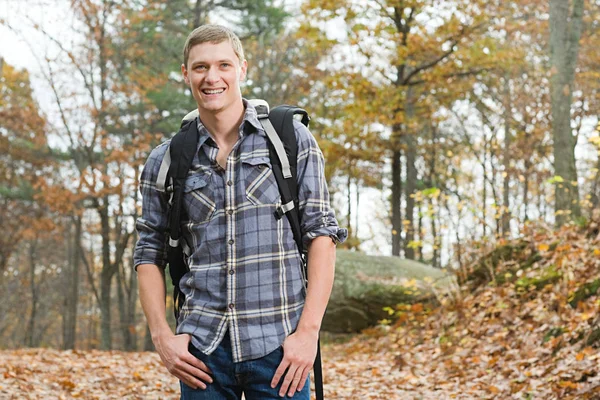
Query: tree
305,0,493,257
549,0,585,225
0,60,53,272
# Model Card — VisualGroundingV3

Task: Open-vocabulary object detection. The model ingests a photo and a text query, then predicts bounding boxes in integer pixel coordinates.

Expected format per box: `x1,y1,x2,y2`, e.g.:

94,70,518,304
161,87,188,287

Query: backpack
157,99,324,400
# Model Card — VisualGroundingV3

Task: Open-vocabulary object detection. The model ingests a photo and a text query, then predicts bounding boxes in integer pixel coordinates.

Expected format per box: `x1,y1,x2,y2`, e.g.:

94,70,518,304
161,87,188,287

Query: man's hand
271,329,318,397
154,333,213,389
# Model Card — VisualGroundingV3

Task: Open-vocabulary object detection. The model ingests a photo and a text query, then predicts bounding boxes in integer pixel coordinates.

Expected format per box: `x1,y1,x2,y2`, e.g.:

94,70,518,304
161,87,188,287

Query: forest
1,0,600,398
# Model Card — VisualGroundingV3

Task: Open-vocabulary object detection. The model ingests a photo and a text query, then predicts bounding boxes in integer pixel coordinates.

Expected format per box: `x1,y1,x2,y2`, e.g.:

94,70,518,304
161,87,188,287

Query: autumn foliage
321,219,600,399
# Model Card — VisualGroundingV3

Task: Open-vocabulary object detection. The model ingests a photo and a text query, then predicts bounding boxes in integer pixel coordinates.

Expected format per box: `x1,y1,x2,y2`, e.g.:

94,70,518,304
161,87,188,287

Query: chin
202,103,224,112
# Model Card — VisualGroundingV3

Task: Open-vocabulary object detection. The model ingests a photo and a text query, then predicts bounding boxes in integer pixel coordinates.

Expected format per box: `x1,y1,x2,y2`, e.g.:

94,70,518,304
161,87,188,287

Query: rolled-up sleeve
295,120,348,246
133,141,170,270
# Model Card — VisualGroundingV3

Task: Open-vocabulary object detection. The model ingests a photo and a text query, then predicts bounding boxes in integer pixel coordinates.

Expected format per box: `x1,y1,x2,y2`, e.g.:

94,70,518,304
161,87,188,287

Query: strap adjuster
274,201,295,220
274,206,285,220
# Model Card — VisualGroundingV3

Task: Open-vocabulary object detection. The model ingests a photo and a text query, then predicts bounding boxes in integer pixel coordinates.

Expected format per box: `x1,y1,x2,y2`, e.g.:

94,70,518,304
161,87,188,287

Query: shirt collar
241,98,265,136
194,98,265,149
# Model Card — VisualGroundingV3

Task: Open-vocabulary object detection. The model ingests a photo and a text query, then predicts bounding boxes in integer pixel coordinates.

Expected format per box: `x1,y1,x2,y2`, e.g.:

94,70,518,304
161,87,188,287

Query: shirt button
228,239,234,245
227,180,233,186
227,209,234,215
229,269,235,275
229,303,235,309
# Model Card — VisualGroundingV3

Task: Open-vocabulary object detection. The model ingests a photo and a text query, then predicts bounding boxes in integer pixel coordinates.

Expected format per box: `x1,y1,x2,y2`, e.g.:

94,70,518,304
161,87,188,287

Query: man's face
182,41,247,116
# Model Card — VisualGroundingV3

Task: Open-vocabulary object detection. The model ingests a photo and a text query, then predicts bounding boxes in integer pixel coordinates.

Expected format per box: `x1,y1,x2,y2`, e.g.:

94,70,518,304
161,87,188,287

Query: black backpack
159,100,324,400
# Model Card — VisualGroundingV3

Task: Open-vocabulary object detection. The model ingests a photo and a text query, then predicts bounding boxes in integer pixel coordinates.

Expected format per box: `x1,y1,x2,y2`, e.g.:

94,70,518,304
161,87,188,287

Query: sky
1,0,75,116
1,0,66,67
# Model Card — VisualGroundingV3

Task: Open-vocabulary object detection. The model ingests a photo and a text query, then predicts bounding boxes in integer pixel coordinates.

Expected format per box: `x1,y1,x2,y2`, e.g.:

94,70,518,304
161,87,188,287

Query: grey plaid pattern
134,101,347,362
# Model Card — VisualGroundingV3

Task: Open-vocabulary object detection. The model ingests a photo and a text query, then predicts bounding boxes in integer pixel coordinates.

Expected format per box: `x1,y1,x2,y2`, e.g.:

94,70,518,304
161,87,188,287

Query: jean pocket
183,173,216,224
242,157,281,206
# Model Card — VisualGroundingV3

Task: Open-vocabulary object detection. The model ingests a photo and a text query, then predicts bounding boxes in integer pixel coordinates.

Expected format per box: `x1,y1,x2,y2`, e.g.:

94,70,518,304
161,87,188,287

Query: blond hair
183,24,245,67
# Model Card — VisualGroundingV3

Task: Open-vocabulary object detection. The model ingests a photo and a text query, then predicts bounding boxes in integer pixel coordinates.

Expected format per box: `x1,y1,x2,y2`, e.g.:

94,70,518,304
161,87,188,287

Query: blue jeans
181,332,310,399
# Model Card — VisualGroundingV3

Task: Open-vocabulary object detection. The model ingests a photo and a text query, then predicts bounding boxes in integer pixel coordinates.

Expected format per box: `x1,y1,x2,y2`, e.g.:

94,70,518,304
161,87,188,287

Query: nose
205,67,221,84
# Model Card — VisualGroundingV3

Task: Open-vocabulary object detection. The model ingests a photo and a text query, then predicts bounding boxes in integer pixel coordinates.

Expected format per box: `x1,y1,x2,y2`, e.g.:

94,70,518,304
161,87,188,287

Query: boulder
322,250,453,333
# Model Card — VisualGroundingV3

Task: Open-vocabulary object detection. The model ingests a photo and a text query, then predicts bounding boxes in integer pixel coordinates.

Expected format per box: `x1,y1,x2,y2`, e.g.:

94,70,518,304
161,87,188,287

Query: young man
133,24,346,399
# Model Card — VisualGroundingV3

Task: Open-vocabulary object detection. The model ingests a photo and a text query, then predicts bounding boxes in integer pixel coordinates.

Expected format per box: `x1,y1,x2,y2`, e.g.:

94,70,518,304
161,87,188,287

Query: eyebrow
190,59,234,67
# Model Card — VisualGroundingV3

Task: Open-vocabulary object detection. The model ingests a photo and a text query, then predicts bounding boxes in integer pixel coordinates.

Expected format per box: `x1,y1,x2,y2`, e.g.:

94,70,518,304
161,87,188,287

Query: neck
198,100,245,141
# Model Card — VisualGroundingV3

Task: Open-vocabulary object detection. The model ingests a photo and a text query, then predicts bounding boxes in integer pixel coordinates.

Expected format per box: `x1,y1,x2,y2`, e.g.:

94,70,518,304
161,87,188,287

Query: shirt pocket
183,173,216,224
242,157,281,206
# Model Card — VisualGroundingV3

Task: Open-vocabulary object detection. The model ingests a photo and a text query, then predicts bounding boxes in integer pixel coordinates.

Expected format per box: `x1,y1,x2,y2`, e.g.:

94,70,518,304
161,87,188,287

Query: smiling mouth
202,88,225,95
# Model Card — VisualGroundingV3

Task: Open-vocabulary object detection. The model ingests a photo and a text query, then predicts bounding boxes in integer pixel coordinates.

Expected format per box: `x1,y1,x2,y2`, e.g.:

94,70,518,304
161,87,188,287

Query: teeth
203,89,224,94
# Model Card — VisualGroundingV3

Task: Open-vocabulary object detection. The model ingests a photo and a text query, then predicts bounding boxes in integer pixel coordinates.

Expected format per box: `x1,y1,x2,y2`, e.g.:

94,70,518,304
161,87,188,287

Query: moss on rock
322,250,453,333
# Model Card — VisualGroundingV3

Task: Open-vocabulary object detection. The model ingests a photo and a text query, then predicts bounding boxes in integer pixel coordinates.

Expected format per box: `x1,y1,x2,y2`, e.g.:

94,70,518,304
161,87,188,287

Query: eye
221,63,231,68
195,65,207,70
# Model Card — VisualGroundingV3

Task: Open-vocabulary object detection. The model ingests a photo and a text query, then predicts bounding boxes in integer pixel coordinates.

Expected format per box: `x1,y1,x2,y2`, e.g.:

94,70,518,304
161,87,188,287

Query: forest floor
1,328,599,400
2,222,600,399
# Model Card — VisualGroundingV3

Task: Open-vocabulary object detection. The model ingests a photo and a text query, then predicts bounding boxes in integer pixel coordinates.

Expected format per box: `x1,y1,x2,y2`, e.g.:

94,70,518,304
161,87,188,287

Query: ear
181,63,189,85
239,59,248,81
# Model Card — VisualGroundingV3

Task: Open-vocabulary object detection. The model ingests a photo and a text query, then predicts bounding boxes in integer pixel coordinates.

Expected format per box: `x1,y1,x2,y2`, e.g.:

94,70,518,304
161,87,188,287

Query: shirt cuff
303,226,348,247
133,247,167,271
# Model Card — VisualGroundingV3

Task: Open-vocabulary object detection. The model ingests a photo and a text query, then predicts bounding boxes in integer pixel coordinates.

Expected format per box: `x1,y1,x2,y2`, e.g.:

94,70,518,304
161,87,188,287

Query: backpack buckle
248,99,270,119
274,206,285,220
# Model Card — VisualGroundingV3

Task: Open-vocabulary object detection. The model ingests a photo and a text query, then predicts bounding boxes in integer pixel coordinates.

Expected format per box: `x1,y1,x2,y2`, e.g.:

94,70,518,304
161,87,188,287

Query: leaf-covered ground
0,348,179,399
2,223,600,399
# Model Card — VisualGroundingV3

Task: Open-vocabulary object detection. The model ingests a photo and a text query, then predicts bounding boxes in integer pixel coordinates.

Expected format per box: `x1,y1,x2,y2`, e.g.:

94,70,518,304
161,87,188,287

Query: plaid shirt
134,101,346,362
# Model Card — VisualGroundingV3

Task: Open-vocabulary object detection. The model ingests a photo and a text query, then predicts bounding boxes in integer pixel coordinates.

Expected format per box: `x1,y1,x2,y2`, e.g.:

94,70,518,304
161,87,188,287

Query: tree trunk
99,269,112,350
428,123,438,268
417,201,424,263
130,174,141,351
117,255,137,351
489,153,501,237
454,209,464,271
429,199,439,268
482,133,488,237
501,76,512,237
63,216,80,350
355,182,360,241
144,325,154,351
99,200,114,350
346,173,353,243
193,0,206,28
117,266,128,350
87,292,97,349
538,176,546,222
549,0,584,226
26,240,38,347
127,263,138,351
62,221,71,348
523,160,531,223
403,87,417,259
391,125,403,256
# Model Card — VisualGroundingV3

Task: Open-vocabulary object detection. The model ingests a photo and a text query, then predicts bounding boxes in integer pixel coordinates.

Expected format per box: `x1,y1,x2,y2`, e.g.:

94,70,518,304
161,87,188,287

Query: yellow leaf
558,381,579,389
576,352,585,361
488,385,500,394
538,244,549,251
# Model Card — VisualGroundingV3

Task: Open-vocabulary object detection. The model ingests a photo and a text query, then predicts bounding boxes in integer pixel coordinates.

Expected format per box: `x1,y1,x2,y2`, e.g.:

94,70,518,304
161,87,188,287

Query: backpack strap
165,118,199,319
252,100,293,179
251,101,324,400
156,149,171,192
250,100,309,254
